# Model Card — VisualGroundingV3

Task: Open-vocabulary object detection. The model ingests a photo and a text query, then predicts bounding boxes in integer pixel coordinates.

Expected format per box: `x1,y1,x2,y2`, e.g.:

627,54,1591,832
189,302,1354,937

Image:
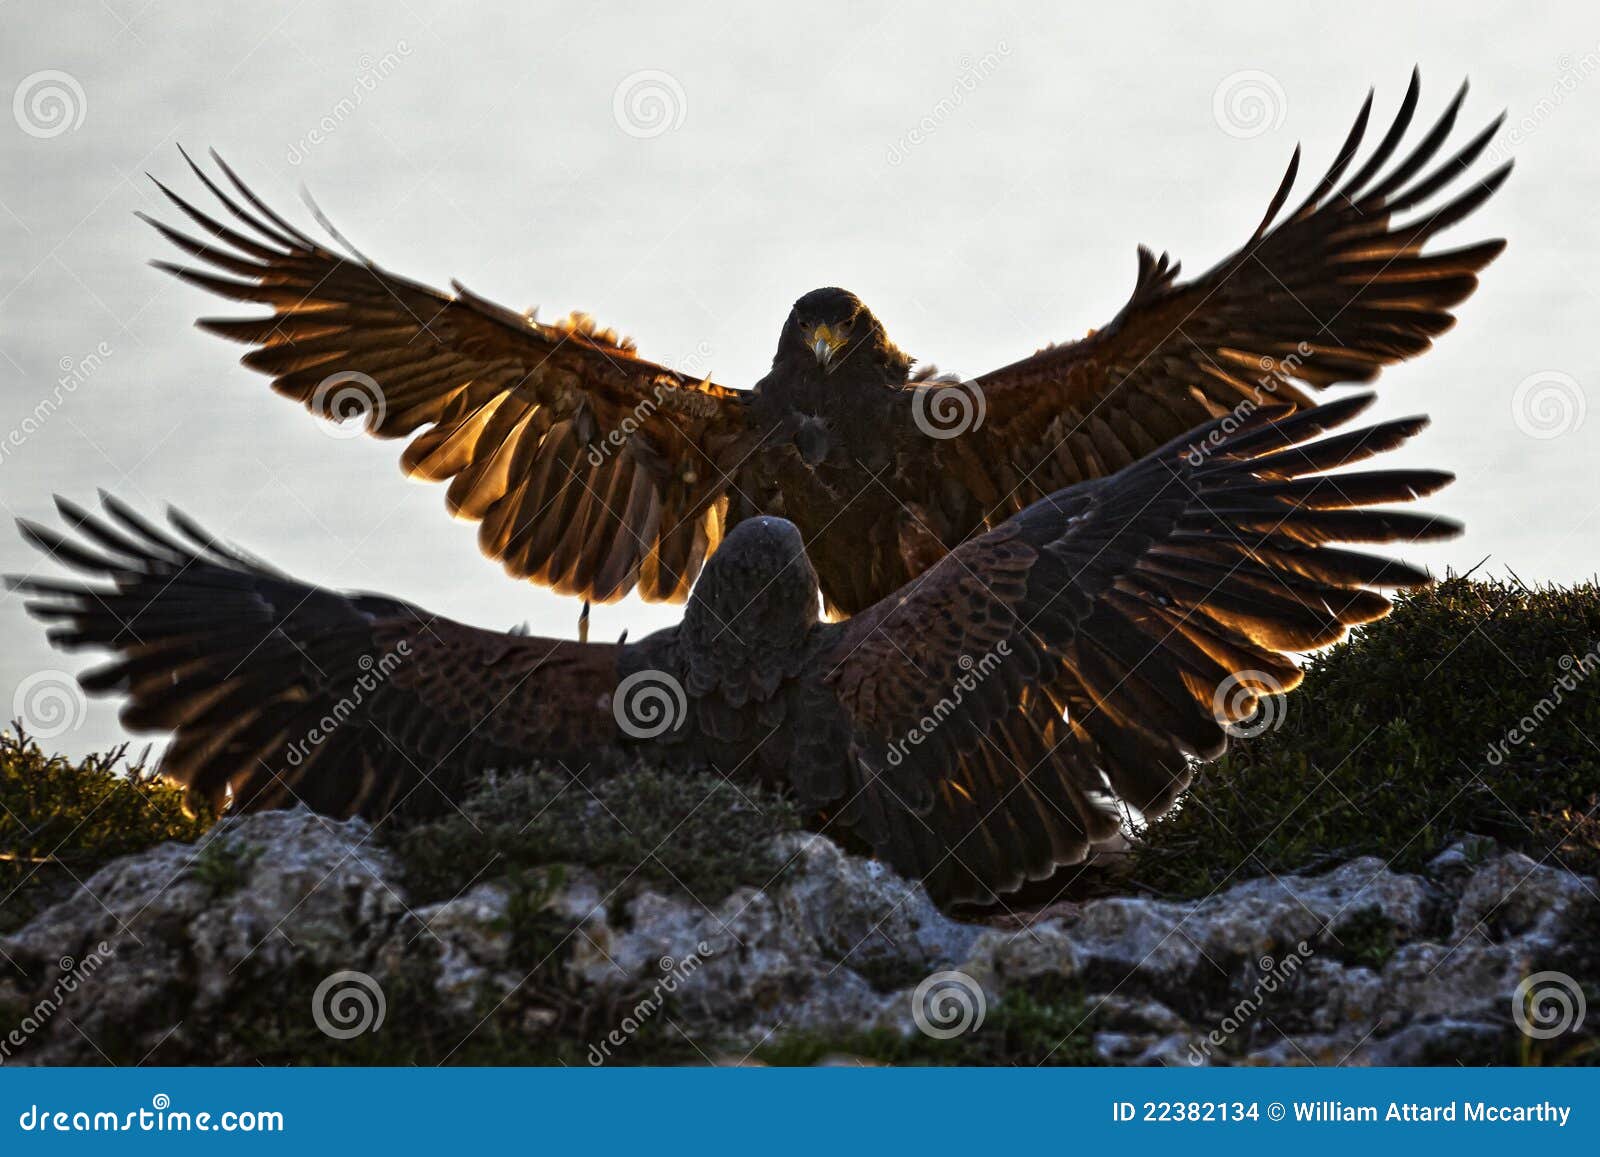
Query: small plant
1326,908,1398,969
759,977,1100,1066
496,866,572,969
189,837,263,898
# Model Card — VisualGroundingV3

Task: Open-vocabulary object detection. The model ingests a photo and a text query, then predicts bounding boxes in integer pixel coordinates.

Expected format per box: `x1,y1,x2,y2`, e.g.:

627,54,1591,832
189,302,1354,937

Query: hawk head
781,287,913,381
682,516,820,667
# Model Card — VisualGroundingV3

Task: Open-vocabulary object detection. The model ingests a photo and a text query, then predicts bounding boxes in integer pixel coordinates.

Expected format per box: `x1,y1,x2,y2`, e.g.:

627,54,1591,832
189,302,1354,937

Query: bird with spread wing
144,71,1505,618
13,396,1458,903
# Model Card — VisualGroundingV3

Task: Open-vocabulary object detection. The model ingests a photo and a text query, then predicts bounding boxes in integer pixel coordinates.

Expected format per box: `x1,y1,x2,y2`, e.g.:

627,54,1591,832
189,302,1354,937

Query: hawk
14,396,1456,902
144,72,1504,619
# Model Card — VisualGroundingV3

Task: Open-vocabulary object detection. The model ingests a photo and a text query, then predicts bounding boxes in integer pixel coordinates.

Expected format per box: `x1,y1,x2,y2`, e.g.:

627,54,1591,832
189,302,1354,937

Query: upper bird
145,70,1507,616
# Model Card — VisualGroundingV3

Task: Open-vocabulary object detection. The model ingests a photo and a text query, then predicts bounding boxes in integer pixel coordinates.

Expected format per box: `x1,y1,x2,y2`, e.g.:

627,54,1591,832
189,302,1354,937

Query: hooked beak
806,323,846,372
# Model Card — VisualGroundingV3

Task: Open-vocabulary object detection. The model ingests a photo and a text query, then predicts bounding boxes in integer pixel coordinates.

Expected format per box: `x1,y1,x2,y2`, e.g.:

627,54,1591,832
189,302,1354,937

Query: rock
0,809,400,1064
1451,849,1592,948
1,812,1594,1066
399,883,518,1016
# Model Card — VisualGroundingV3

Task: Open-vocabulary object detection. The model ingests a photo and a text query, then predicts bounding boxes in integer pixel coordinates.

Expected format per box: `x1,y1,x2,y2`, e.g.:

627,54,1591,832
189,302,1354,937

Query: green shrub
388,766,801,909
0,728,207,934
757,977,1099,1066
1134,576,1600,897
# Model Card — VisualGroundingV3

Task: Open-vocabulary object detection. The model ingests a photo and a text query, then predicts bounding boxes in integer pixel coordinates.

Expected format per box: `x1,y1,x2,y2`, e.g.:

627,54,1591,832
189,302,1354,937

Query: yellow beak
808,324,845,371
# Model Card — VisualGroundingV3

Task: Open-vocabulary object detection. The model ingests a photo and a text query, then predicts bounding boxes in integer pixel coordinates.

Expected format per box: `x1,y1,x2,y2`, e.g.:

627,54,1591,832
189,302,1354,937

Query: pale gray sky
2,0,1596,758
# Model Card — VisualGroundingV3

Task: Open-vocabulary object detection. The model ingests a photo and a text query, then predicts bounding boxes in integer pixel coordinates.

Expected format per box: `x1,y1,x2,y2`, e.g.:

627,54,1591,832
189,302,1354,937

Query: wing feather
947,72,1505,525
148,152,756,603
815,395,1456,901
9,496,621,819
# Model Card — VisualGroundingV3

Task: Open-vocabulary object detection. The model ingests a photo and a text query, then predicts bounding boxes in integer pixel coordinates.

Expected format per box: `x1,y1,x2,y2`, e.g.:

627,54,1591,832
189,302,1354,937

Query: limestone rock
2,816,1594,1066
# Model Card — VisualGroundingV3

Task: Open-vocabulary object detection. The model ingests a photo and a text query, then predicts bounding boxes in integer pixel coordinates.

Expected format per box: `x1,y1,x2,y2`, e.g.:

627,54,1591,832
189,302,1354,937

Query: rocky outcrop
1,809,1594,1065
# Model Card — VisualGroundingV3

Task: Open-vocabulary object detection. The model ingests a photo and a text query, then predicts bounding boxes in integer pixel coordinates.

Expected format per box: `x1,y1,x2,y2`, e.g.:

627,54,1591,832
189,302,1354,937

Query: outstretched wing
9,495,621,819
145,150,757,604
817,394,1457,902
941,70,1507,520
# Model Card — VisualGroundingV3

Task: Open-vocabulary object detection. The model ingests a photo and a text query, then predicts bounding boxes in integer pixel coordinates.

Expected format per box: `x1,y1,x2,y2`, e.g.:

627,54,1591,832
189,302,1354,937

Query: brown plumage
14,396,1458,903
145,72,1504,618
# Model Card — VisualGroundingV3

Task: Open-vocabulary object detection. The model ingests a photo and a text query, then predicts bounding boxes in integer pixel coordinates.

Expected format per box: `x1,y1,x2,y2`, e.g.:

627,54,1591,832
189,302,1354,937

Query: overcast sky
3,0,1597,758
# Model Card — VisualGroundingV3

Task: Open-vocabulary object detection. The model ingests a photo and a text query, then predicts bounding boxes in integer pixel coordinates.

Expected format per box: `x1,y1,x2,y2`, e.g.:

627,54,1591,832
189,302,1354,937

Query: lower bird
12,396,1456,904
